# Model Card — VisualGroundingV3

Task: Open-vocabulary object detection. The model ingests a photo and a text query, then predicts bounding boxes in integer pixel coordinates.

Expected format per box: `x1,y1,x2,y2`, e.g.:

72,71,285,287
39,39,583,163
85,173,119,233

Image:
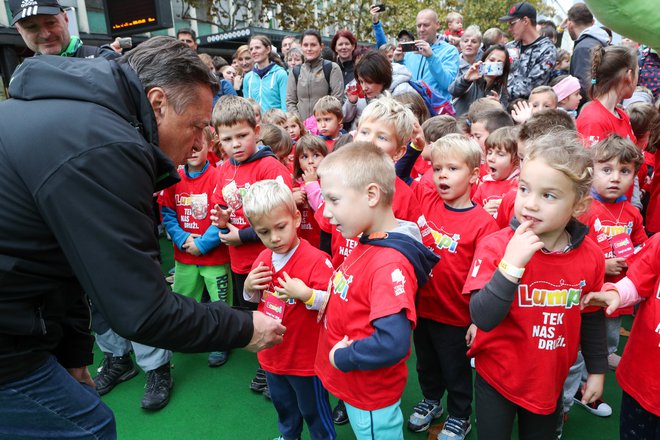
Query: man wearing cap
0,36,286,439
499,2,557,100
10,0,119,58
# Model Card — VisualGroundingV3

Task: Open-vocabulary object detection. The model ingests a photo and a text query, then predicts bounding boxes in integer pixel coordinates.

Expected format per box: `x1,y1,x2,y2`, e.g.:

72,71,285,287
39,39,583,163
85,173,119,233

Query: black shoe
93,352,138,396
250,368,267,393
141,363,173,411
333,400,349,425
263,382,271,400
208,351,229,368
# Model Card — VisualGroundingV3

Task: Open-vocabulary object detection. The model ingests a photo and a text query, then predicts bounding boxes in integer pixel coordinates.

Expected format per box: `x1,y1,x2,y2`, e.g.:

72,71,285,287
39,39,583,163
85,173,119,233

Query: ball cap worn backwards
499,2,537,22
9,0,63,25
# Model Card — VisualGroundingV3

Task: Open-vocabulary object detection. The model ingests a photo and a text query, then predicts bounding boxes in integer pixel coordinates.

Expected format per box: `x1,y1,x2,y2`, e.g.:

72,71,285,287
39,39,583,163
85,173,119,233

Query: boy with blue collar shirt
315,142,439,440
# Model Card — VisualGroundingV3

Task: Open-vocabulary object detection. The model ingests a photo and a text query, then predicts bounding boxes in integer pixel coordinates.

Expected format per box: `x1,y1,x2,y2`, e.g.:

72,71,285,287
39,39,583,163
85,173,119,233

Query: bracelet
410,142,423,152
498,259,525,279
304,289,316,306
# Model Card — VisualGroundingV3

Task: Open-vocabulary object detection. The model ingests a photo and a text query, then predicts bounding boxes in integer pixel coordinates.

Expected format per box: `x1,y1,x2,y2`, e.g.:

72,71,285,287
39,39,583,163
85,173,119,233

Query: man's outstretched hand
245,311,286,352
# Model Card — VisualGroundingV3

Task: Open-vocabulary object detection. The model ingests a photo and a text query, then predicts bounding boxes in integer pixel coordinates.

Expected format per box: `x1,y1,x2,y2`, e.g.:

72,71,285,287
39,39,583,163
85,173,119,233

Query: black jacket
0,56,253,384
570,26,609,106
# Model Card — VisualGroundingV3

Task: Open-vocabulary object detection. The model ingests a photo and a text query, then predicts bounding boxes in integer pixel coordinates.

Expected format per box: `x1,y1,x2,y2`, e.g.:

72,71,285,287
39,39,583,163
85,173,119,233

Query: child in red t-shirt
464,133,608,438
211,95,293,397
472,126,520,218
241,180,335,440
577,46,638,148
159,126,231,367
397,134,498,438
315,142,439,439
581,234,660,438
292,135,328,249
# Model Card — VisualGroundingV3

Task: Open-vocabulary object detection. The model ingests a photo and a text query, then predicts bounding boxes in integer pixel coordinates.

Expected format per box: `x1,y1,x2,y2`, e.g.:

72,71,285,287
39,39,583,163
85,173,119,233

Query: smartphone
479,61,504,76
118,37,132,49
373,4,386,12
399,41,417,52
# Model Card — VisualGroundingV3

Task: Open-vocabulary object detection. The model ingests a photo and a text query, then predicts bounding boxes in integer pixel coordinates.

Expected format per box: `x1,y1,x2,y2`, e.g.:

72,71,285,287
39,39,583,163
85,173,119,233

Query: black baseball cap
499,2,537,22
397,30,415,41
9,0,63,25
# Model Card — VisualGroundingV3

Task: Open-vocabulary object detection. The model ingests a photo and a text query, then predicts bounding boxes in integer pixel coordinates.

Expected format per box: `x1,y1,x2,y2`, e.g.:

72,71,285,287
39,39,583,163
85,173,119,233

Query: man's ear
147,87,167,124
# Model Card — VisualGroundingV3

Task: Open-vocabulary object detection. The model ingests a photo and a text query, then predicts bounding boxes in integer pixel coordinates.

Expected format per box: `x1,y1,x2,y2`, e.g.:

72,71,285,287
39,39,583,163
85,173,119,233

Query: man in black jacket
0,36,285,439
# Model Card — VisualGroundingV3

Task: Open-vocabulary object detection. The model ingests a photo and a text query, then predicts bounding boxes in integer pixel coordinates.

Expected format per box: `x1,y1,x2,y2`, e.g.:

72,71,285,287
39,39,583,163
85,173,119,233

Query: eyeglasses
508,19,521,27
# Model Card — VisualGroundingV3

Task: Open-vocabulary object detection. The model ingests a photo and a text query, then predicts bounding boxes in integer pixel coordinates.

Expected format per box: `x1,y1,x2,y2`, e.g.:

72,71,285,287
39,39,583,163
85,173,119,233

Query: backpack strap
293,64,301,83
293,60,334,95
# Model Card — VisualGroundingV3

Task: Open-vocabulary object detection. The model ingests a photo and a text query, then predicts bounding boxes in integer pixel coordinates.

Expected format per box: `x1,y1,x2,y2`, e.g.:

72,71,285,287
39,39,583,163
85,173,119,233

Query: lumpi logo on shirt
427,222,460,253
391,269,406,296
517,280,586,309
332,270,353,301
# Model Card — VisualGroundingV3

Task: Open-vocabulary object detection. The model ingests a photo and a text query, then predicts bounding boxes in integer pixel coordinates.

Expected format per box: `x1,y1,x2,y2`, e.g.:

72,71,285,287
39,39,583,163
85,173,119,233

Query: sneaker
141,363,173,410
408,399,444,432
250,368,267,393
208,351,228,367
165,275,174,284
93,353,138,396
332,400,349,425
263,383,271,400
438,416,471,440
607,353,621,371
573,390,612,417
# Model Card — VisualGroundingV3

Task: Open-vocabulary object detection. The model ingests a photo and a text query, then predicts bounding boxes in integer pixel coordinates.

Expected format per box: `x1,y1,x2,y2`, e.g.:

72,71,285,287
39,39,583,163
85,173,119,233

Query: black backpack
293,60,333,94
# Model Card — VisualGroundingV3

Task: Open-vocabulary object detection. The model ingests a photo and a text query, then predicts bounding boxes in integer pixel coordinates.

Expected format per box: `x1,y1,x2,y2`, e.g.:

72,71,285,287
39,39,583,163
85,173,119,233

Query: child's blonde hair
530,86,558,105
285,112,307,137
446,11,463,24
429,133,482,171
243,179,297,221
262,108,287,126
313,96,343,120
393,92,430,124
260,124,292,159
485,126,519,161
246,98,261,117
359,97,416,147
591,134,644,173
294,135,328,178
317,142,395,205
212,95,257,129
525,131,593,206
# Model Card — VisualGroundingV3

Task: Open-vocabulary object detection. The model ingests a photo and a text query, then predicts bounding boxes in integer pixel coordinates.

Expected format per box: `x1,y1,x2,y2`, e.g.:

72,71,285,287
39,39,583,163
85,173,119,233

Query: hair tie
591,78,597,85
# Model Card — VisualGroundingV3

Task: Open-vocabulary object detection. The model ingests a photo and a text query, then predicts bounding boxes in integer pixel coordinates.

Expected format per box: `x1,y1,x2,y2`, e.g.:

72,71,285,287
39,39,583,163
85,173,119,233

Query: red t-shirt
212,156,293,274
160,166,230,266
315,243,417,410
294,179,321,248
412,182,498,326
316,177,430,267
616,234,660,416
463,228,605,414
255,239,334,376
495,188,517,229
472,176,519,210
411,155,431,180
579,199,646,316
576,100,637,147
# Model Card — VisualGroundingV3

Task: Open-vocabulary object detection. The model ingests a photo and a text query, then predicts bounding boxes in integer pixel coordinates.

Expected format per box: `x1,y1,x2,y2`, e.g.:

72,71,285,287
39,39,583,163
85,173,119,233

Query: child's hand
502,220,544,270
483,199,502,216
464,61,483,82
604,257,627,276
244,262,273,292
210,204,231,228
329,335,354,369
292,187,307,207
219,223,242,246
274,272,313,302
581,374,605,405
183,234,202,256
302,168,318,183
580,289,621,315
465,323,477,347
511,101,533,124
411,121,426,152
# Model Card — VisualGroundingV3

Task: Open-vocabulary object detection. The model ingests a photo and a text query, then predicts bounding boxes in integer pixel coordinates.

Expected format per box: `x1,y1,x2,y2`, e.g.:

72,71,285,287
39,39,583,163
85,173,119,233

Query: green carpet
91,239,625,439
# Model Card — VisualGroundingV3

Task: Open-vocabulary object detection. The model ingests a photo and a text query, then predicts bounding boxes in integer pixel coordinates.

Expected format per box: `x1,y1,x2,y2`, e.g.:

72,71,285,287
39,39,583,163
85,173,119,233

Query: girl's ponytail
588,46,637,100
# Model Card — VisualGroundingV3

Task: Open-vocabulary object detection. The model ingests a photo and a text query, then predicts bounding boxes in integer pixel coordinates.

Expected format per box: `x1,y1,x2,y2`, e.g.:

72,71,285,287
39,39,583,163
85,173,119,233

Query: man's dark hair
567,3,594,26
121,36,217,113
177,28,197,40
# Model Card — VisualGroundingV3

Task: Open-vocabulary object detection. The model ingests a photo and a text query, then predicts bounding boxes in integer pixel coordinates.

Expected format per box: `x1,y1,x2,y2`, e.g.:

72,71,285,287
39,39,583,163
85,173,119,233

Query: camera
118,37,133,49
373,4,386,12
478,61,504,76
399,41,417,52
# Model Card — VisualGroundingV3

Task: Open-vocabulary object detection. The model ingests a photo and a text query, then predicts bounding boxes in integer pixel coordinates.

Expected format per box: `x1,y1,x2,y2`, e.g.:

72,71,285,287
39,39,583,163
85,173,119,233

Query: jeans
0,356,115,440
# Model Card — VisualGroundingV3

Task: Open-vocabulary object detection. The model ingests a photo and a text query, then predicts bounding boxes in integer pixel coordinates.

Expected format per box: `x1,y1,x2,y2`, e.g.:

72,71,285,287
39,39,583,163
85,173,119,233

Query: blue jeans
0,356,116,439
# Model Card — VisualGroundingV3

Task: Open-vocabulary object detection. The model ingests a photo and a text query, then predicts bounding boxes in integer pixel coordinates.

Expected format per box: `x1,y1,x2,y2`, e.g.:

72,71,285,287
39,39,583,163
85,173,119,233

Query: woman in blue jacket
243,35,288,112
